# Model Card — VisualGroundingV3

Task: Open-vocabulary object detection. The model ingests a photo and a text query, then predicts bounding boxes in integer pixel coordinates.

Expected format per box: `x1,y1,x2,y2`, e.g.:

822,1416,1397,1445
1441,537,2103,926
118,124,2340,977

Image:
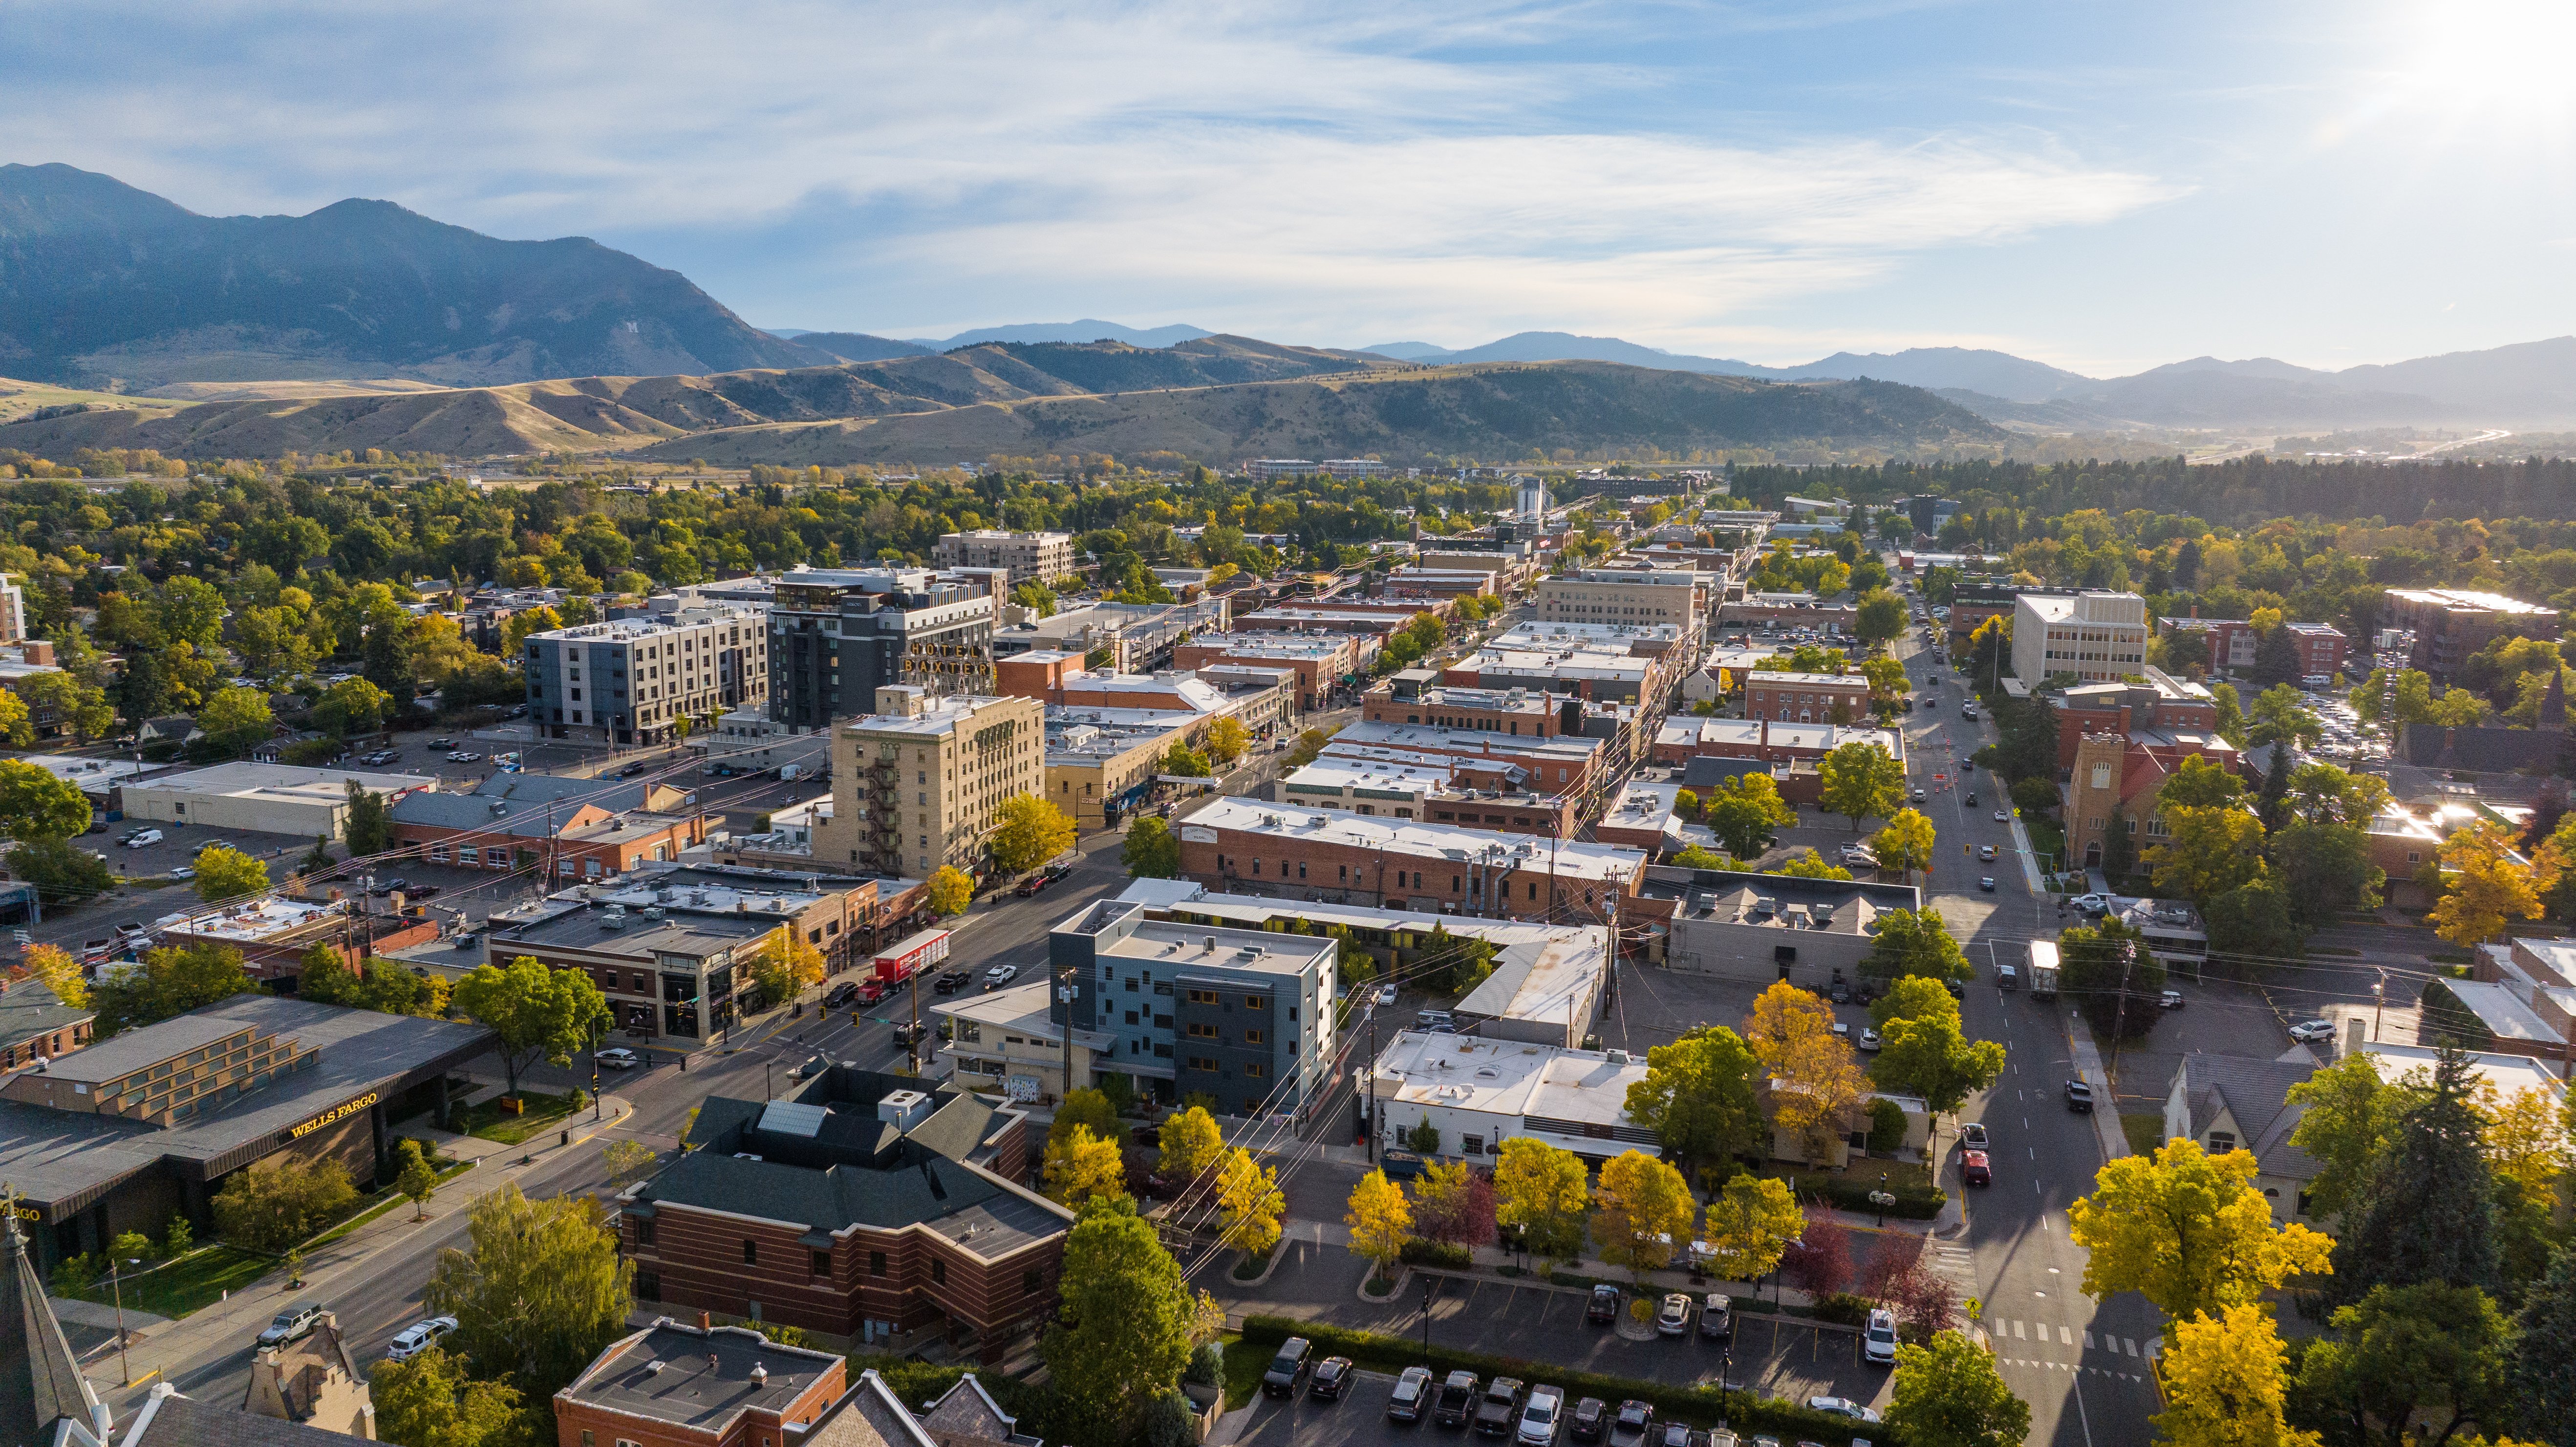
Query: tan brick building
931,529,1075,582
815,688,1046,879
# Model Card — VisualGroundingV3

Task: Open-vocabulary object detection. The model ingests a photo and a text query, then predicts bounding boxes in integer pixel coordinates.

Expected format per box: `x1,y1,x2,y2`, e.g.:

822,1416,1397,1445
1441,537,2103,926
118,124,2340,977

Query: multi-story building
1279,756,1582,837
2381,588,2560,681
1650,717,1905,769
815,688,1046,880
1362,676,1567,736
992,599,1225,672
2048,668,2224,767
1246,459,1388,482
614,1070,1068,1355
2156,616,2349,680
1170,632,1368,709
1743,670,1873,724
1045,895,1338,1116
1042,708,1197,831
1172,798,1647,922
2064,728,2244,872
1536,570,1708,639
2012,590,2149,684
389,772,708,885
931,530,1075,582
765,567,996,733
525,604,767,746
1442,644,1658,707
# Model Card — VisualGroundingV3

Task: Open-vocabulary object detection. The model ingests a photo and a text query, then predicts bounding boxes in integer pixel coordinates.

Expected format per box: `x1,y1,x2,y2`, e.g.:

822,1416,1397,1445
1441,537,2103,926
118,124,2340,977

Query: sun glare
2398,0,2576,115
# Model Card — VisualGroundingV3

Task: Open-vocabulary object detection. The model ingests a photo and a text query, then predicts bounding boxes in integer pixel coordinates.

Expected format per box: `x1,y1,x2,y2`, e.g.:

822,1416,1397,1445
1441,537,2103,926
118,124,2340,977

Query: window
2207,1131,2237,1154
930,1258,946,1285
1024,1267,1044,1295
869,1250,887,1277
1244,994,1267,1011
632,1217,655,1246
743,1239,758,1265
1187,1022,1218,1039
1187,988,1218,1005
1244,1029,1266,1046
811,1249,832,1277
1462,1134,1485,1155
1188,1055,1219,1071
1243,1061,1266,1078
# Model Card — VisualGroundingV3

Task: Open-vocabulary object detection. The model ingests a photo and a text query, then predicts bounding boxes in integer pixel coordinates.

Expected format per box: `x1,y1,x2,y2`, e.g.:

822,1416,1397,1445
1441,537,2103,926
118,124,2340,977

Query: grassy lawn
309,1159,476,1248
70,1245,273,1320
2121,1113,2168,1157
452,1089,583,1145
1223,1336,1269,1410
1761,1159,1934,1193
2020,815,2067,874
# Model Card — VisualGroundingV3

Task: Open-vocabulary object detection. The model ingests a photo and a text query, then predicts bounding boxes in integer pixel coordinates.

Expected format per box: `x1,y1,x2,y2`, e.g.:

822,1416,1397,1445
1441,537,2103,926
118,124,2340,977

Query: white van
125,829,163,849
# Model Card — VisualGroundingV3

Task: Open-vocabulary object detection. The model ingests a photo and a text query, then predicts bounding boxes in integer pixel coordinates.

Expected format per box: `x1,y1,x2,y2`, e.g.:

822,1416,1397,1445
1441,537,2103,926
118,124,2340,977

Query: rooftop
1094,917,1335,979
559,1320,841,1430
1639,864,1922,931
130,761,437,800
2383,588,2559,617
1371,1030,1646,1126
1173,632,1355,660
528,605,760,643
0,979,91,1054
153,896,346,945
1744,671,1866,687
1182,797,1645,882
928,979,1114,1053
842,694,1028,739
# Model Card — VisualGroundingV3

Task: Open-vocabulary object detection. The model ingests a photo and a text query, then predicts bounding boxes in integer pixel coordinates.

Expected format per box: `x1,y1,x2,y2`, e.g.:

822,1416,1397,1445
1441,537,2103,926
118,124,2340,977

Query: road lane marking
2083,1331,2094,1349
2013,1319,2025,1338
2124,1338,2139,1356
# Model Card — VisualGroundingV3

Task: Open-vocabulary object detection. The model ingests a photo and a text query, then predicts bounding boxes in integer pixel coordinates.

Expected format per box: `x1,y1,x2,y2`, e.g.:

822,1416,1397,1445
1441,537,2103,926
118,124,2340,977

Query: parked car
445,751,482,763
1697,1293,1730,1340
1260,1337,1312,1397
2161,990,2186,1009
1960,1121,1989,1148
2065,1080,2095,1113
258,1302,325,1348
1587,1283,1621,1324
2070,892,2111,914
1436,1372,1482,1428
368,876,409,896
1570,1398,1609,1444
1608,1401,1654,1447
1655,1294,1692,1336
1476,1378,1526,1437
1962,1150,1991,1187
125,829,162,848
1654,1423,1692,1447
2288,1019,2337,1043
593,1047,641,1070
1311,1356,1355,1401
386,1315,458,1361
1389,1366,1436,1423
1863,1309,1900,1366
428,737,457,749
1857,1027,1881,1051
1807,1397,1881,1424
1518,1386,1565,1447
1377,983,1399,1006
984,964,1019,986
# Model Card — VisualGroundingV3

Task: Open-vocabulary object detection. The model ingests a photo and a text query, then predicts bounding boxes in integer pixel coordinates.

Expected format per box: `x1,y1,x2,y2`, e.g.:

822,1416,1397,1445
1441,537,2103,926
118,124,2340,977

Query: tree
1051,1087,1123,1150
2058,913,2166,1038
1203,716,1250,766
1818,740,1905,831
311,677,392,736
2271,821,2383,932
744,923,825,1008
7,836,114,904
992,794,1077,875
1770,849,1855,881
2503,1249,2576,1447
1589,1149,1696,1284
1043,1199,1197,1438
1045,1125,1131,1208
1122,816,1181,878
91,942,257,1037
192,843,268,903
1698,1173,1803,1283
1872,1002,2005,1121
1864,906,1970,981
926,866,973,916
1160,741,1210,777
2151,1305,2317,1447
297,947,449,1017
20,943,86,1011
1409,1159,1498,1249
343,781,393,855
1492,1137,1590,1266
1746,979,1870,1165
1283,728,1330,768
424,1183,633,1403
1622,1025,1762,1184
1886,1331,2033,1447
601,1139,659,1189
1870,809,1938,875
2479,1085,2569,1214
395,1138,439,1222
1703,771,1798,858
1344,1169,1412,1285
1215,1147,1285,1258
2147,807,2269,904
0,687,30,749
15,671,115,743
367,1346,529,1447
1855,587,1908,648
500,605,562,657
1157,1105,1222,1186
0,760,91,841
197,685,274,757
2162,754,2250,809
2205,875,2303,962
2295,1283,2509,1447
212,1155,358,1252
2066,1138,2332,1319
2331,1046,2499,1301
2285,1052,2408,1229
2429,821,2558,949
451,956,613,1099
1860,653,1911,702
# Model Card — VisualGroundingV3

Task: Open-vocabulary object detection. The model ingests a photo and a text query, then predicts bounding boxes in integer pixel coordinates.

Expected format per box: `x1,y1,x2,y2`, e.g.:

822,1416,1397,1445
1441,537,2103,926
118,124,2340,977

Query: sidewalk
2067,1014,2131,1164
87,1092,639,1413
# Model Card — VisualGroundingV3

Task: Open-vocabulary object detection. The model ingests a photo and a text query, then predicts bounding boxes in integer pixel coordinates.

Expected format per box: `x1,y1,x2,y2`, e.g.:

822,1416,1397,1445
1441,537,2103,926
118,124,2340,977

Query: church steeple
2541,668,2567,730
0,1198,107,1447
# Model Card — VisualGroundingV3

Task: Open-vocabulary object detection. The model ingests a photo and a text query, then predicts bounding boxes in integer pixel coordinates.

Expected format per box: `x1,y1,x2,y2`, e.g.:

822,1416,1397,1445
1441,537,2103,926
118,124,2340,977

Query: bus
2027,939,2061,1000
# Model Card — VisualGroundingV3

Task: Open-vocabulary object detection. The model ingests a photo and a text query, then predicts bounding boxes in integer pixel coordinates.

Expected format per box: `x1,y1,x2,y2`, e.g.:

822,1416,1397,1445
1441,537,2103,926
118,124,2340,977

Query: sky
7,0,2576,375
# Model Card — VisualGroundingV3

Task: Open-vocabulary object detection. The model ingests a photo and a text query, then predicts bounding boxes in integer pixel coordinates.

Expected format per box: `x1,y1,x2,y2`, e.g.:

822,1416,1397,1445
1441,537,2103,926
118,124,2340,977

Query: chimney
700,1311,711,1332
2342,1016,2368,1059
750,1363,768,1387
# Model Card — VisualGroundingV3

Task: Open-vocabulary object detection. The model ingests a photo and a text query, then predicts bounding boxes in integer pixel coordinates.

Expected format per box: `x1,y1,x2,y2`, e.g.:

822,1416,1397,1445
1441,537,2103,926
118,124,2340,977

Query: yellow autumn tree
1344,1169,1412,1286
2149,1304,2320,1447
1216,1147,1285,1259
2428,821,2560,948
1157,1105,1224,1188
746,923,826,1007
1590,1150,1696,1284
1746,979,1870,1165
1699,1172,1804,1283
20,943,87,1011
2478,1084,2571,1213
1042,1125,1128,1207
2067,1139,2332,1320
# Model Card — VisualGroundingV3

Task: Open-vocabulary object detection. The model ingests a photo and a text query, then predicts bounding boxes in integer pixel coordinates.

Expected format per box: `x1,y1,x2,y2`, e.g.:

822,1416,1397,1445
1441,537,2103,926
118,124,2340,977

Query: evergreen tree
2258,741,2292,833
2330,1045,2498,1302
2505,1248,2576,1447
2252,624,2302,688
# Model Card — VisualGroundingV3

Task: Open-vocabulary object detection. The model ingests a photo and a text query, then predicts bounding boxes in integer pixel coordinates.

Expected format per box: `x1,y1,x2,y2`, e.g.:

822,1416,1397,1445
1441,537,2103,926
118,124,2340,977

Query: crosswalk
1985,1318,2159,1382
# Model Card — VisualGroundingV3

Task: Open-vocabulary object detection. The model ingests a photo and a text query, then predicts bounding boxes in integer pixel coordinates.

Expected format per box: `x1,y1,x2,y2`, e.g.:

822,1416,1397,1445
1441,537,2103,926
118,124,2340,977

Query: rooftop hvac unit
642,907,665,920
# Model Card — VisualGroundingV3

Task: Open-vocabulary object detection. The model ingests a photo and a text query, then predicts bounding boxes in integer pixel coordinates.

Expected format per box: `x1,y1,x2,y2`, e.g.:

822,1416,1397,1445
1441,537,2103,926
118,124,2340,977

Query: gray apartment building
931,530,1075,582
1046,897,1337,1117
767,567,997,732
524,604,767,746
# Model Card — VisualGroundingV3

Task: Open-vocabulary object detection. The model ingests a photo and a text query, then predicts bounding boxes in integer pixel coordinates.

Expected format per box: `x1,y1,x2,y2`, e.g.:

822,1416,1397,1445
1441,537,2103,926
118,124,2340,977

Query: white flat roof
1370,1030,1645,1121
131,761,438,799
1183,797,1644,882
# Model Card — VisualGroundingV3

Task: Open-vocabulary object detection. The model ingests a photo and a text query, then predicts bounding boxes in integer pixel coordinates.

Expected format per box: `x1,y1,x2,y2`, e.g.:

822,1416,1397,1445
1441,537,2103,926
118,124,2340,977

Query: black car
369,876,409,896
1434,1371,1481,1427
1570,1399,1609,1445
1607,1401,1654,1447
1311,1356,1354,1401
824,982,859,1008
1656,1423,1693,1447
618,762,650,778
1697,1293,1731,1341
1473,1378,1524,1437
1390,1366,1436,1423
1586,1283,1620,1324
932,969,971,994
2066,1080,2095,1113
1260,1337,1311,1397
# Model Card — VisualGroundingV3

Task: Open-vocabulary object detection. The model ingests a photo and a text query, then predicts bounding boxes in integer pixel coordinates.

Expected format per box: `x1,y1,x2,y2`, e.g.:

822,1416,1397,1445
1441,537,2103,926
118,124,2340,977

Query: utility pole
1364,1001,1378,1162
2105,940,2138,1090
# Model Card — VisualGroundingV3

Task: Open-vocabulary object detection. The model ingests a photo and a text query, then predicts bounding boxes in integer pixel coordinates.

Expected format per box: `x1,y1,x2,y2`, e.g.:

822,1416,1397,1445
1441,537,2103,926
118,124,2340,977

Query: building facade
766,567,997,733
1742,671,1873,724
526,605,768,746
2012,590,2150,684
2382,588,2561,681
1173,798,1645,921
931,530,1075,582
815,689,1046,879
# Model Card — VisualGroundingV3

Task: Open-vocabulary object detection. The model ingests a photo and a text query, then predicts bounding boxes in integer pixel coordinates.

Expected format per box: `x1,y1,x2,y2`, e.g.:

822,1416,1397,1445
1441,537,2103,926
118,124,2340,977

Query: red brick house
388,775,706,884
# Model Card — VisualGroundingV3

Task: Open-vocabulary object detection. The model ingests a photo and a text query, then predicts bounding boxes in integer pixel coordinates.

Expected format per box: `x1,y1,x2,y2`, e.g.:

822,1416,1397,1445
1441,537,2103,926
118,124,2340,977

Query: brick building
2065,729,2243,872
1649,717,1905,769
1174,797,1647,920
2156,616,2348,680
1169,632,1368,708
390,774,708,884
931,529,1075,582
2048,668,2223,768
2381,588,2560,682
814,689,1046,880
616,1070,1069,1356
1742,671,1873,724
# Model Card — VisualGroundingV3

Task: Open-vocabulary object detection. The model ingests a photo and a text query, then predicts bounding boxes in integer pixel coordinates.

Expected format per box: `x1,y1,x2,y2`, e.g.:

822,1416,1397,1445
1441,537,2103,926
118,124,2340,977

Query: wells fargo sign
288,1092,378,1140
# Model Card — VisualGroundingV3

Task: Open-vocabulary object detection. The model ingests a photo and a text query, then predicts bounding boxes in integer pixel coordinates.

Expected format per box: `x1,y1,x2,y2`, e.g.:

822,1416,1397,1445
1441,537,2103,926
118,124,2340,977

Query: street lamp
2372,976,2386,1042
110,1255,141,1385
1420,1274,1436,1359
1869,1171,1894,1229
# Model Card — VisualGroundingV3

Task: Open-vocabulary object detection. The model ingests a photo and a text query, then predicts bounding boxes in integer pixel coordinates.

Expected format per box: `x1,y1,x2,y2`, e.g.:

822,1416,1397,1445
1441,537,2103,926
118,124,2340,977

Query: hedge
1400,1239,1473,1269
1782,1174,1946,1220
1237,1314,1895,1447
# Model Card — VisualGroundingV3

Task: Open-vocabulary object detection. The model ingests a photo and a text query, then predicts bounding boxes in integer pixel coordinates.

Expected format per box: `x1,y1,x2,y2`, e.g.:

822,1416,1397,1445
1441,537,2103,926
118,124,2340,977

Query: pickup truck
1434,1372,1481,1428
1475,1377,1525,1437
